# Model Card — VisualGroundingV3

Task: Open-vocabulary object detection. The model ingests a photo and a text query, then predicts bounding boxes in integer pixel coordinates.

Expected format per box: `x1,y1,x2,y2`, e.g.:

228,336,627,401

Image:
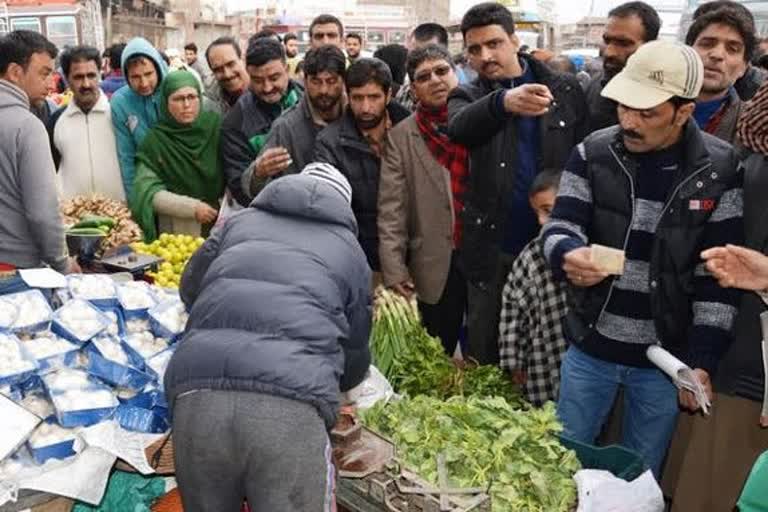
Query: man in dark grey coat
242,44,347,200
165,162,372,512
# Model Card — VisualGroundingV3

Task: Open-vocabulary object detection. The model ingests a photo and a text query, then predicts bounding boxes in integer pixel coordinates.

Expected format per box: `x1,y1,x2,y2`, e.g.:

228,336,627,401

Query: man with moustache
686,7,755,144
309,14,345,50
203,37,249,117
585,1,660,133
447,2,587,365
220,37,303,207
541,41,743,479
48,46,124,201
243,45,347,200
345,33,363,65
315,58,410,272
283,33,301,78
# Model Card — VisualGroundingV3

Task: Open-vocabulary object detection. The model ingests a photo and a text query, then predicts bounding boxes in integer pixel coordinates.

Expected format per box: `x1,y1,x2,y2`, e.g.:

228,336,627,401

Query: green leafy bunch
370,288,521,405
362,396,580,512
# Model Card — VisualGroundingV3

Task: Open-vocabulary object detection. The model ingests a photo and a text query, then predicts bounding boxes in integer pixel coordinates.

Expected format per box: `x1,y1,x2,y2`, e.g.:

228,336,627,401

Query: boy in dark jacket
165,162,371,512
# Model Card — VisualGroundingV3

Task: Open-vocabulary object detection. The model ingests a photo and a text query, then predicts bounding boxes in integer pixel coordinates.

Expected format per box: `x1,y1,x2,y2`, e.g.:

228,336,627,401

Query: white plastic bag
342,365,394,410
575,469,664,512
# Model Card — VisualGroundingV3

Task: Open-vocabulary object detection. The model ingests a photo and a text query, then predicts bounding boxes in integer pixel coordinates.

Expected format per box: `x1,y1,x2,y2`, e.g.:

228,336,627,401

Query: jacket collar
338,101,410,150
612,120,713,177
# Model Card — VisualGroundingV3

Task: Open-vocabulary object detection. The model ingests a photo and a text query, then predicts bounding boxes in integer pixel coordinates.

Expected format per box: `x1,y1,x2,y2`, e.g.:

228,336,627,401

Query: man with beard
315,58,410,273
220,37,303,207
585,1,660,133
48,46,124,201
243,45,346,199
447,2,587,365
686,7,755,144
203,37,249,117
283,33,301,78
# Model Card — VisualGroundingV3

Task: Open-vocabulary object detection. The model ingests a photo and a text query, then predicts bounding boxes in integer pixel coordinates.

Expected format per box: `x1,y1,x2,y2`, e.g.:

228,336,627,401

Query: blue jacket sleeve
339,264,372,392
111,96,137,200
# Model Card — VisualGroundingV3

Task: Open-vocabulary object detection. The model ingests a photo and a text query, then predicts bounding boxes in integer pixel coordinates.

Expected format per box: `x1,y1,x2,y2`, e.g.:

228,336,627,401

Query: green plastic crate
738,450,768,512
559,435,646,481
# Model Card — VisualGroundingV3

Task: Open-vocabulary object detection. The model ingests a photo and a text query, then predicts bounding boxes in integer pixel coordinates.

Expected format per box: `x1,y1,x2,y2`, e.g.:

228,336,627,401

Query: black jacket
564,123,743,368
314,102,410,271
735,65,767,101
584,71,618,134
447,54,588,286
220,80,304,207
714,149,768,402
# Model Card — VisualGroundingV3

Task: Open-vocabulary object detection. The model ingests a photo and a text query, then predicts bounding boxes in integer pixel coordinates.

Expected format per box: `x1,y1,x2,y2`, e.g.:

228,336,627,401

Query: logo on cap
648,70,664,86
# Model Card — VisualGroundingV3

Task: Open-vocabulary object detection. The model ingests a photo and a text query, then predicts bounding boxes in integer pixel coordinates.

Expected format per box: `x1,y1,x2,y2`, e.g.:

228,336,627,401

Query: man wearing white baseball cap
541,40,745,479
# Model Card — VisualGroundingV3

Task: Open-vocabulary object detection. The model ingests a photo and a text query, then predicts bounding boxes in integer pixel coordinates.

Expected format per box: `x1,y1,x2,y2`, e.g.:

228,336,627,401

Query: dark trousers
418,252,467,356
466,252,517,365
173,390,334,512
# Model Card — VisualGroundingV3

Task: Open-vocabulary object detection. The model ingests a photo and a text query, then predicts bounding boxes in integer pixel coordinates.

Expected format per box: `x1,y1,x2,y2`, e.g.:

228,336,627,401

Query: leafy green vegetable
362,396,580,512
370,287,521,405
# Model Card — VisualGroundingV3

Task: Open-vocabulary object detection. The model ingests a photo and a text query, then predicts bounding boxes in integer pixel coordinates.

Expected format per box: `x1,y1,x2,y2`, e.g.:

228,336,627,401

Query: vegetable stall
0,216,645,512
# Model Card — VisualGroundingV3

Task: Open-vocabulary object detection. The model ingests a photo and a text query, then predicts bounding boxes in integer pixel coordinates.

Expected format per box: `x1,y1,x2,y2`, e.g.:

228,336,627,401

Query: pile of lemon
131,233,205,288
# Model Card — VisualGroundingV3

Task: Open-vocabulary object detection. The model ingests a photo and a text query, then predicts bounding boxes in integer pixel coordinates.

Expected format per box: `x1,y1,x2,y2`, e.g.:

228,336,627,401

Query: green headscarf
131,70,224,241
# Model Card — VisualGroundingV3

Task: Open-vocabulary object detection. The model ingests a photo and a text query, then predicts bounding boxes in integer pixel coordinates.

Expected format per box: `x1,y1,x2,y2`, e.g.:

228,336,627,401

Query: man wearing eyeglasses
447,2,587,365
379,44,467,355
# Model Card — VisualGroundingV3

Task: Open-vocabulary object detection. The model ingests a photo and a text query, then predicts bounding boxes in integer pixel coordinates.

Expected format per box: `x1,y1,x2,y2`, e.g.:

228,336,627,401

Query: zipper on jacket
85,114,96,194
594,149,712,330
592,146,636,327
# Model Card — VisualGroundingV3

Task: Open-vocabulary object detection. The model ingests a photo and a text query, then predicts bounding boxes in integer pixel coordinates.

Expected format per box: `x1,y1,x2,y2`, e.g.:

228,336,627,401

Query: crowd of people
0,0,767,510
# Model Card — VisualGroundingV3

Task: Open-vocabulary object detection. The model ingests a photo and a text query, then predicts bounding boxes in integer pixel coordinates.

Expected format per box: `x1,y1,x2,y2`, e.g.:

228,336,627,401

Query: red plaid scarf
415,105,469,247
738,81,768,155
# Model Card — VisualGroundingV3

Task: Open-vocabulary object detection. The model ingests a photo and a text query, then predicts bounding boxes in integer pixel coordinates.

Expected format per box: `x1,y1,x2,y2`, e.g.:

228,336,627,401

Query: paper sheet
0,447,116,507
646,345,711,414
18,268,67,289
590,244,626,275
18,447,116,504
0,394,41,462
78,420,165,475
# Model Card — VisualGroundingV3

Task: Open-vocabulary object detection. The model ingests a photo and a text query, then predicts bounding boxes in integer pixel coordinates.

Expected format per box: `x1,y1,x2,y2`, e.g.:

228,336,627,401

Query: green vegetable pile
370,288,521,405
362,396,580,512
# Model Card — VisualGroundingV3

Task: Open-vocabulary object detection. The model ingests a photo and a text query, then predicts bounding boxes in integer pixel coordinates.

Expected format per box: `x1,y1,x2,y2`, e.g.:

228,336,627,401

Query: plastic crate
67,274,118,308
5,290,53,335
51,299,111,344
117,282,158,320
558,435,646,481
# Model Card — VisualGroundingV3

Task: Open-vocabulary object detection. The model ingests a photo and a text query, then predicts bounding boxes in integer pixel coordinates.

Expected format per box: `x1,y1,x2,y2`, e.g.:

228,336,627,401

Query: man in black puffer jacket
165,162,371,512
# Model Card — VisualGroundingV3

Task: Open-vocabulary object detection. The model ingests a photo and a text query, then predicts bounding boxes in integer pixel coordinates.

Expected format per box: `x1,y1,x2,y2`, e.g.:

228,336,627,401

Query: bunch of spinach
370,288,521,405
362,396,580,512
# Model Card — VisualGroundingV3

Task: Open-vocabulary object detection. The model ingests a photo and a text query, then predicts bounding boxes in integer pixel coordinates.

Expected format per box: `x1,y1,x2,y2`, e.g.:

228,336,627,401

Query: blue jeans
557,345,679,479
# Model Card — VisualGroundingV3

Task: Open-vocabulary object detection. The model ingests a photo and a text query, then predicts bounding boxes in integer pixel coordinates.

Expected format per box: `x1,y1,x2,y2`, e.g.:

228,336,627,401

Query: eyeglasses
414,64,453,84
169,94,200,104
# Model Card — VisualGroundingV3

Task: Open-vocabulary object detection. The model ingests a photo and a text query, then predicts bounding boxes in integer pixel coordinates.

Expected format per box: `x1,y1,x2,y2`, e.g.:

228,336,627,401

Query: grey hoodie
0,80,67,271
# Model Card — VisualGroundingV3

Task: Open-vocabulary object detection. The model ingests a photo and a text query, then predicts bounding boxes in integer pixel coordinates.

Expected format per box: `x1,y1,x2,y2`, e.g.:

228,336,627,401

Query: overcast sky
451,0,593,22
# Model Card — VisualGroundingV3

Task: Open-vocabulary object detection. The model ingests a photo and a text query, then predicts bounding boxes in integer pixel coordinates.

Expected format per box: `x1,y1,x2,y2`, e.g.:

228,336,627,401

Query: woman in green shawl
131,70,224,242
